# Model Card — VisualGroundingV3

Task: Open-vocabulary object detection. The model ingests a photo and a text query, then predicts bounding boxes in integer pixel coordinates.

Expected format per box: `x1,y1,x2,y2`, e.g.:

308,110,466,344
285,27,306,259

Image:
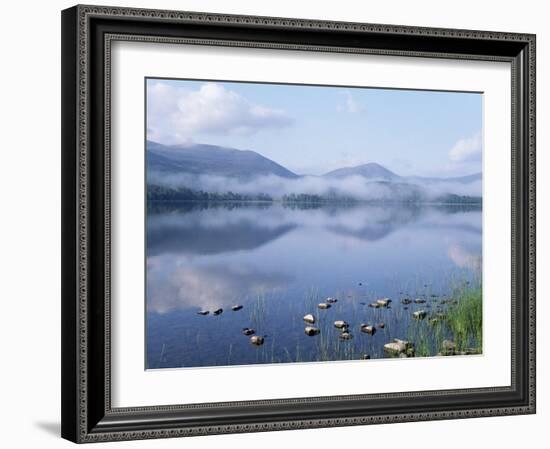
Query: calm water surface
146,202,482,368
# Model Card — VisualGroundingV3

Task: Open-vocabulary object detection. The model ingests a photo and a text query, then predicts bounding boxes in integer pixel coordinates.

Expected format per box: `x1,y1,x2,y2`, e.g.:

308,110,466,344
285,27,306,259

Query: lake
146,201,482,369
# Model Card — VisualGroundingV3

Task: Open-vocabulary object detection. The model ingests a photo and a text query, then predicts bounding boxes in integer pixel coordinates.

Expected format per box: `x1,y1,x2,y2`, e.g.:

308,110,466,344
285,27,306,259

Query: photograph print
146,78,483,369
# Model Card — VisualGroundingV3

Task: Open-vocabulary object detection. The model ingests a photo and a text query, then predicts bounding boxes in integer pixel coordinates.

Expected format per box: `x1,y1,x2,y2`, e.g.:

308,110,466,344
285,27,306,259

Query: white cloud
336,92,365,114
449,131,482,163
147,82,293,144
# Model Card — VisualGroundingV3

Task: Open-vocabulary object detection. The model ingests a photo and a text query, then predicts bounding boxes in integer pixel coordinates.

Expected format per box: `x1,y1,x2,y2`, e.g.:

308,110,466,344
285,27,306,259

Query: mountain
324,163,481,185
324,163,400,181
147,140,298,179
146,140,481,203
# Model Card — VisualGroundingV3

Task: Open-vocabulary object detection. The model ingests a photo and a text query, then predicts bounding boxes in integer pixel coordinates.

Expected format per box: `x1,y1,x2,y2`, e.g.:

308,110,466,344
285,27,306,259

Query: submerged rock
401,298,412,305
318,303,331,310
414,298,426,304
231,305,243,311
413,310,427,320
339,331,353,340
250,335,264,346
197,310,209,316
242,327,255,336
212,308,223,316
334,320,349,329
304,326,320,336
303,313,315,324
376,298,391,307
377,322,385,329
326,297,338,304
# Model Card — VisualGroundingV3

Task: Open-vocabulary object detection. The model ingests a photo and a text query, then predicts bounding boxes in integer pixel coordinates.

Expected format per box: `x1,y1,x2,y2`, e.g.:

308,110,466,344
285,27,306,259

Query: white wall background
0,0,546,447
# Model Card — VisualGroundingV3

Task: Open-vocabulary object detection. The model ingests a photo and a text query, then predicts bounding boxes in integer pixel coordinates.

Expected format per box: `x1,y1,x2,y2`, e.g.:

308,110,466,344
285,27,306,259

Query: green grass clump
445,287,482,352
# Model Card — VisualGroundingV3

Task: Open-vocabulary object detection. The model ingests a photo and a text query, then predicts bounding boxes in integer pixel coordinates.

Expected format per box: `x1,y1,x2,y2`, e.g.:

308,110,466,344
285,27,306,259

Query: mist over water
146,201,482,368
147,171,482,201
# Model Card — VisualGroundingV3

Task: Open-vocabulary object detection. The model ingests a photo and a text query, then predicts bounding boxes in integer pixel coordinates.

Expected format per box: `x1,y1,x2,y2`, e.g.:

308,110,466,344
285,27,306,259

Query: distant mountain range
326,163,481,185
147,141,298,179
146,140,482,203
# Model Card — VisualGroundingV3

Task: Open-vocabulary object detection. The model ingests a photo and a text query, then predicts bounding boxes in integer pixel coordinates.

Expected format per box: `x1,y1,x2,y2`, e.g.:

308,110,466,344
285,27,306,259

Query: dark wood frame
61,4,536,443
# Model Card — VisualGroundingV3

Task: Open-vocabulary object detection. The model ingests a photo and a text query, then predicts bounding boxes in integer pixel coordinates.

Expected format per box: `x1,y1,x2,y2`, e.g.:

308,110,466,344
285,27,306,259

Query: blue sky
146,78,483,177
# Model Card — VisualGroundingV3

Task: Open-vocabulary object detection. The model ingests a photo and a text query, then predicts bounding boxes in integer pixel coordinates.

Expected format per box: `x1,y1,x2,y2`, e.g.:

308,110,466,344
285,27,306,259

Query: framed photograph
61,4,536,443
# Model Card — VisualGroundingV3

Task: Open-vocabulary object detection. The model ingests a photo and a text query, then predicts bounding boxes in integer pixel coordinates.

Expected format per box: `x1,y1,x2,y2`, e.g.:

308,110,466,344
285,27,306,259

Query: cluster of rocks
436,340,481,356
303,298,388,342
368,298,392,309
383,338,416,358
224,291,467,357
243,328,266,346
241,326,264,346
197,304,243,316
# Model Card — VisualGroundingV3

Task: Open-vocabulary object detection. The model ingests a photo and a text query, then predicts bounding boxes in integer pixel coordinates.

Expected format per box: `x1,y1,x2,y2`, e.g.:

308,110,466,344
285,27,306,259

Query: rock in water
339,331,353,340
384,338,414,356
304,326,320,336
231,305,243,311
376,298,391,307
377,322,385,329
326,297,338,304
413,310,427,320
212,308,223,316
242,327,255,336
414,298,426,304
440,340,456,356
360,324,376,335
318,303,331,310
250,335,264,346
362,354,371,360
368,302,380,308
197,310,209,316
334,320,349,329
303,313,315,324
401,298,412,305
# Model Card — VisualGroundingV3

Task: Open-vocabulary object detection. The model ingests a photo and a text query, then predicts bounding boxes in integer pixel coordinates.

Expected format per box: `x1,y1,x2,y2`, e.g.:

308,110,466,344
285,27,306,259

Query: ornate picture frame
61,4,536,443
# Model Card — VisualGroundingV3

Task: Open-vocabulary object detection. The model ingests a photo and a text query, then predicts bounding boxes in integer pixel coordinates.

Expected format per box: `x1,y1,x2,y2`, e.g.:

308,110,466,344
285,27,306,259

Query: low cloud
149,171,482,201
147,82,293,144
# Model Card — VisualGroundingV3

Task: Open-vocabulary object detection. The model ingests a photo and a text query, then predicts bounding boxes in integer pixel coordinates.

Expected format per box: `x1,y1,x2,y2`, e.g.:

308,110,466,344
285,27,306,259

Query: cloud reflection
147,260,293,313
448,243,482,271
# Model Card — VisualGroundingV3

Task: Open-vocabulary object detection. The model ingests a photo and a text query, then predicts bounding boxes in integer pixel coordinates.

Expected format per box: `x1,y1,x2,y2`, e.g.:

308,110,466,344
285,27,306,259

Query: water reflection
146,201,482,368
148,261,292,313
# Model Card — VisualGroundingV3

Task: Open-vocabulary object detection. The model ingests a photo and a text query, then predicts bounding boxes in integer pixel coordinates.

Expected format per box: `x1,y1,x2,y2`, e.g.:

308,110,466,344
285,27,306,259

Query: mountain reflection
147,201,482,255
